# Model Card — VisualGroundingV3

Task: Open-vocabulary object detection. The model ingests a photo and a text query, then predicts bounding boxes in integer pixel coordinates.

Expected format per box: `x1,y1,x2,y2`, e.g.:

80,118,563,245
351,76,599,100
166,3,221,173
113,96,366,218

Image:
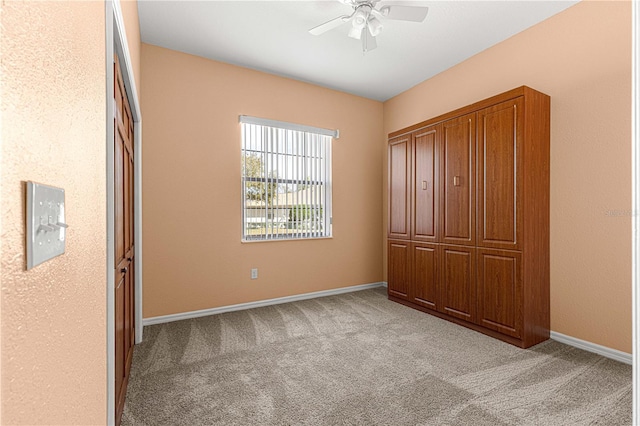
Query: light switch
26,182,68,270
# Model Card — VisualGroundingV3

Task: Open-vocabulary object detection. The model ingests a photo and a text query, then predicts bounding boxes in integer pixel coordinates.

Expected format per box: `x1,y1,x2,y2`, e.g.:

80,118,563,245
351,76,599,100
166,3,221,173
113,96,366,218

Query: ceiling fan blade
380,5,429,22
309,15,351,36
362,28,377,52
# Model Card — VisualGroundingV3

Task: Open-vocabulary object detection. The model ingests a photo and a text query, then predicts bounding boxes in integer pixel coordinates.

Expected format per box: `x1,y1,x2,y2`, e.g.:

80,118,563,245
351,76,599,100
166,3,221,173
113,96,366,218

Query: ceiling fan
309,1,429,53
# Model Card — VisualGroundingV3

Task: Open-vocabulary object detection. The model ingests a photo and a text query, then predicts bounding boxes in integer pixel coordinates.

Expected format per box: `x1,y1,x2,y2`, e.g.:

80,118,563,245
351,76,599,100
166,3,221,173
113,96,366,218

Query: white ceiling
138,1,578,101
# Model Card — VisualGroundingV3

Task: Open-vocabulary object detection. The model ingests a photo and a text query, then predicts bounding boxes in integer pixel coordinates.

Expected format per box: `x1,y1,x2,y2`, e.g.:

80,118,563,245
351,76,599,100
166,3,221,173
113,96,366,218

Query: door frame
633,1,639,424
106,1,143,424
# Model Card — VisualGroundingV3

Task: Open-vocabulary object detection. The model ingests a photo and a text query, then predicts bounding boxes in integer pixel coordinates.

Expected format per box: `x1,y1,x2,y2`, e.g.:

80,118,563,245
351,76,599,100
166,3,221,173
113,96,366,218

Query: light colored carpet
122,287,631,425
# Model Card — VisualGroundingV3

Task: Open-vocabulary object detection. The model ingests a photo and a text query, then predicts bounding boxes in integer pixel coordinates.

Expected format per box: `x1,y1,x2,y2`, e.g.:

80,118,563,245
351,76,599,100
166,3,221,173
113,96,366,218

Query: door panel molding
476,248,522,338
440,244,476,322
477,98,524,250
411,242,438,310
388,136,411,239
388,240,410,299
412,127,440,242
441,114,476,246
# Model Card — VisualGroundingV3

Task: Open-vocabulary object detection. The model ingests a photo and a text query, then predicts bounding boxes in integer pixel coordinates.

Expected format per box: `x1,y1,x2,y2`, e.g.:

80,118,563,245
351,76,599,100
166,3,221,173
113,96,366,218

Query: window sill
241,235,333,244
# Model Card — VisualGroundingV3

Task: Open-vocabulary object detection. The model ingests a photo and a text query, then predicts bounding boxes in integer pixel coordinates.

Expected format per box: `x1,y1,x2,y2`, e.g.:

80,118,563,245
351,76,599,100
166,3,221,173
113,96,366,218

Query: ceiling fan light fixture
353,15,366,27
367,16,383,37
352,6,369,28
348,25,363,39
349,7,368,39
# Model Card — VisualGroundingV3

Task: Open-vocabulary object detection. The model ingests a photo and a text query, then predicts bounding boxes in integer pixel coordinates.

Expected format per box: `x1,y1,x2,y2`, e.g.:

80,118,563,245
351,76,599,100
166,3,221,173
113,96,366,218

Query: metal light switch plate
26,182,69,270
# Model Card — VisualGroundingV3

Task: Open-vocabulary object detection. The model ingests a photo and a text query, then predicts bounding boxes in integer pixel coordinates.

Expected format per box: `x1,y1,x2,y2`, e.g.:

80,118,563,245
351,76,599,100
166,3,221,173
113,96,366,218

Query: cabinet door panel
440,245,475,322
115,131,125,264
388,240,410,300
115,273,125,411
441,114,475,246
412,243,438,310
412,127,439,242
477,249,522,338
388,137,411,239
478,98,523,250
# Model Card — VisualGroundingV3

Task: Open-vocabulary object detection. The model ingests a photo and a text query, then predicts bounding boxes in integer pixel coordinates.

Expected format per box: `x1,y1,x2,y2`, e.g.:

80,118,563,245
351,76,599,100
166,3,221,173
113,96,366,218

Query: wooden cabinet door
441,114,475,246
388,240,410,300
477,98,523,250
411,242,438,311
440,245,475,322
477,249,522,338
412,126,439,242
388,136,411,240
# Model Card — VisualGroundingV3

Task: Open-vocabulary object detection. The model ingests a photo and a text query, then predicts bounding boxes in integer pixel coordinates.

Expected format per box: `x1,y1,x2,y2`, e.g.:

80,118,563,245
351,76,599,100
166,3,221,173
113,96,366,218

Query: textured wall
383,2,632,352
141,44,384,318
0,1,107,423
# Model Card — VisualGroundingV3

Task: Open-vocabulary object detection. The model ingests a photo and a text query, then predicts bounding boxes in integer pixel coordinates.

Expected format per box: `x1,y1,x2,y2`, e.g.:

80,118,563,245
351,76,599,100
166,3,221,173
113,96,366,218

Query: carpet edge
143,282,387,326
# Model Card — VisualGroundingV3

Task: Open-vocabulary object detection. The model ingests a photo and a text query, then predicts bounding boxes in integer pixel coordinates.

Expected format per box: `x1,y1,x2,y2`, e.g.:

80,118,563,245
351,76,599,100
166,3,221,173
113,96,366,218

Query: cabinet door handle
453,176,461,187
421,181,428,190
121,267,128,274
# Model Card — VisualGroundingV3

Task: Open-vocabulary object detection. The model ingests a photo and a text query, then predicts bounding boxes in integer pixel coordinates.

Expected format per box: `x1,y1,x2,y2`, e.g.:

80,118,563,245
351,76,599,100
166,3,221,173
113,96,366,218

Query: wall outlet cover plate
26,181,67,270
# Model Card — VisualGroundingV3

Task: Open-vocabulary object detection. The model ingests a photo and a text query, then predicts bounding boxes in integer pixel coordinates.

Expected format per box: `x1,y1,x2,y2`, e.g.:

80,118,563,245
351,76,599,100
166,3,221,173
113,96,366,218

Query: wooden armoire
387,86,550,348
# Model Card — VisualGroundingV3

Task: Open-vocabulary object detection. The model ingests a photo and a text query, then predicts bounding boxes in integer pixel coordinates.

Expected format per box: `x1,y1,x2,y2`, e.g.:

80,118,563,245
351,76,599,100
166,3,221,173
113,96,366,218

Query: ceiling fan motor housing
353,5,370,27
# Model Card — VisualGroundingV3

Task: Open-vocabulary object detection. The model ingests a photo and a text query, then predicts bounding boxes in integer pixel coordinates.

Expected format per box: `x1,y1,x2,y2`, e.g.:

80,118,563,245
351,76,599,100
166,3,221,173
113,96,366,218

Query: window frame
240,116,337,243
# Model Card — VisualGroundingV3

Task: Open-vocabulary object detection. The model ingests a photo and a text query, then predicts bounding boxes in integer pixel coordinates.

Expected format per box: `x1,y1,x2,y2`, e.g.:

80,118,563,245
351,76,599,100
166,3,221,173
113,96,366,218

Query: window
240,116,336,241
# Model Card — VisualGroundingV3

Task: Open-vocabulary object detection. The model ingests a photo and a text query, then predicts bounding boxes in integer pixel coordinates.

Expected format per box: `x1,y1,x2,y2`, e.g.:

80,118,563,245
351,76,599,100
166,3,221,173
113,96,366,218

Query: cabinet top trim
388,86,548,140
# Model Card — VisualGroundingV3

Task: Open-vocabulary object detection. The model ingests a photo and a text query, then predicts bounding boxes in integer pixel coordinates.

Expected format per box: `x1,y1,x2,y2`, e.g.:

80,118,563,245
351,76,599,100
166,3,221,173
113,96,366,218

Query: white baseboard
550,331,632,365
143,281,386,326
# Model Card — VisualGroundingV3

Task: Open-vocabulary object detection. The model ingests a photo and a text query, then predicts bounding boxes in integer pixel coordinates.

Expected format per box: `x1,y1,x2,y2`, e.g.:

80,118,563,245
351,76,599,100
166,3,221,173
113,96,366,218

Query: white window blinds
240,116,334,241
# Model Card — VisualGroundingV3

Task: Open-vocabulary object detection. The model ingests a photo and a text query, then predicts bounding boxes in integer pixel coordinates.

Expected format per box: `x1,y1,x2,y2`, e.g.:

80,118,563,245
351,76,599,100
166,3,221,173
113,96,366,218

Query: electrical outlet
251,268,258,280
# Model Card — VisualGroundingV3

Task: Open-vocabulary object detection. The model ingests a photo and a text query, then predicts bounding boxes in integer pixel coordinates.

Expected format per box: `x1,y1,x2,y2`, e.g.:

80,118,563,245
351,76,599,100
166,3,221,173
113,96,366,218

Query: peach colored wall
120,0,141,92
141,44,384,318
0,1,107,424
383,2,632,352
